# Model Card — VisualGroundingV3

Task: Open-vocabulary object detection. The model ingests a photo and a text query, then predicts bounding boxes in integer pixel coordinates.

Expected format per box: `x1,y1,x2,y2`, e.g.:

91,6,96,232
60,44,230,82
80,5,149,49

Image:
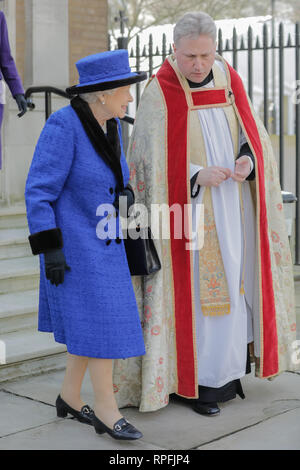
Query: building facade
0,0,108,204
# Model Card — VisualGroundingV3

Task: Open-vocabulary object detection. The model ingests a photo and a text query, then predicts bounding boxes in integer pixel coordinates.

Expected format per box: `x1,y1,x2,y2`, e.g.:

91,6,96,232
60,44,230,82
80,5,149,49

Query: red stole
156,59,278,397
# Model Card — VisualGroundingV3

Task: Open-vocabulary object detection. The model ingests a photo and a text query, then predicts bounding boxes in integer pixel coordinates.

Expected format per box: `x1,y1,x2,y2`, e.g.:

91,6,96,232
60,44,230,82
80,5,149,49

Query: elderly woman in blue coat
25,50,147,441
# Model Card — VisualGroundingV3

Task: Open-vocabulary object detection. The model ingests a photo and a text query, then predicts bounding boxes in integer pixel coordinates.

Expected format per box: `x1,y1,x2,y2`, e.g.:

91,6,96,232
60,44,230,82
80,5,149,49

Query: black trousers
197,343,251,403
172,343,251,404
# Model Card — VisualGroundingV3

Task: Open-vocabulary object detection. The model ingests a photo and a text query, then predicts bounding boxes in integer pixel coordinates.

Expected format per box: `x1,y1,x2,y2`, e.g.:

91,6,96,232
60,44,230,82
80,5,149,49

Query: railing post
232,27,238,70
162,33,167,63
248,26,253,102
116,10,128,49
136,35,141,108
271,22,277,134
279,22,284,187
218,29,223,56
263,23,269,132
115,11,129,151
45,91,52,120
295,22,300,264
149,34,153,76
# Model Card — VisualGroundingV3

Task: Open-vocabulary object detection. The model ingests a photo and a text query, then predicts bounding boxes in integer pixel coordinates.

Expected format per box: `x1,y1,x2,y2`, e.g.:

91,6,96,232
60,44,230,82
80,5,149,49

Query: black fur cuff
28,228,63,255
190,171,200,198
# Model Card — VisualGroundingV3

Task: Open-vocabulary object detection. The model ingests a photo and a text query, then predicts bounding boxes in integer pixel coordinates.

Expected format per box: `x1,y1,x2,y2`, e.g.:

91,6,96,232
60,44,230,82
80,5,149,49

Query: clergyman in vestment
112,11,298,414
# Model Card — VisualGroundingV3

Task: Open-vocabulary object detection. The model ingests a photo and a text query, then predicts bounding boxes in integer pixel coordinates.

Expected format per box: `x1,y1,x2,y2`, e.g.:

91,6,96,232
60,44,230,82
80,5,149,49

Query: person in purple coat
0,10,27,168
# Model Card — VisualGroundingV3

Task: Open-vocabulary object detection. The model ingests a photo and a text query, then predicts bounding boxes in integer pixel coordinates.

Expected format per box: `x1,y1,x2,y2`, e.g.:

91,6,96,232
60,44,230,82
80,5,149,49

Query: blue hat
66,50,147,95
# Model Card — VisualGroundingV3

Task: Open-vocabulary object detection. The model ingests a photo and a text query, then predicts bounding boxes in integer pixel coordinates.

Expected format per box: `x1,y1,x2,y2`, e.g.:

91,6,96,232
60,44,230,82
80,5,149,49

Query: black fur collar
71,96,124,192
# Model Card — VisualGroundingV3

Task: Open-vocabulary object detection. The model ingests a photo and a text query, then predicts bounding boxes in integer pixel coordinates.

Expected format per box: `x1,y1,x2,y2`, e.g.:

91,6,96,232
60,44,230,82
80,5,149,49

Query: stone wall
68,0,108,86
15,0,108,87
0,0,108,204
16,0,25,83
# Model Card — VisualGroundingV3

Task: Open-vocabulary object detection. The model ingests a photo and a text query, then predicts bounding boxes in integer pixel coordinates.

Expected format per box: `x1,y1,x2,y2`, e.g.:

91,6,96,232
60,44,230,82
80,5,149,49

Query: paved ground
0,282,299,451
0,369,300,450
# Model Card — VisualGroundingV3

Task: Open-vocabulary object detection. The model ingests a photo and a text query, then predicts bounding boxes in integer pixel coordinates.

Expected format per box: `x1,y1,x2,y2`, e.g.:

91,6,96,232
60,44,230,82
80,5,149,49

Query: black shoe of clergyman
93,415,143,440
192,401,220,416
56,394,95,425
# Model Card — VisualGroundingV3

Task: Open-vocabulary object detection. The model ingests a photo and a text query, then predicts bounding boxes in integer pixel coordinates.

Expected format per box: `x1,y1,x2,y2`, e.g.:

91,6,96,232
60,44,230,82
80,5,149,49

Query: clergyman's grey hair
173,11,217,46
79,89,116,103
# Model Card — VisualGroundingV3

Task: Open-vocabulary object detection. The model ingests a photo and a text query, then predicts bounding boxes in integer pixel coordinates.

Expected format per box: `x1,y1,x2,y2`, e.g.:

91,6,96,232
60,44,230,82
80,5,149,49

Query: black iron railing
24,86,134,125
110,21,300,263
25,86,70,120
25,30,300,261
111,23,300,180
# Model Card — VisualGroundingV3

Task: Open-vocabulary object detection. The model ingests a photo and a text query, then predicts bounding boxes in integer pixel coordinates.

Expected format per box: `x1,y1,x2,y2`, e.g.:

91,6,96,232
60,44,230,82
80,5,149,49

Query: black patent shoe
192,401,220,416
93,415,143,440
56,394,95,425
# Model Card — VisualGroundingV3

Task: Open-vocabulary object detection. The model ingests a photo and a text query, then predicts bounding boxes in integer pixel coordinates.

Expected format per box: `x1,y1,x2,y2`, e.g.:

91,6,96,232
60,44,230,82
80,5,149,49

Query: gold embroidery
199,188,231,315
184,56,242,317
202,304,231,316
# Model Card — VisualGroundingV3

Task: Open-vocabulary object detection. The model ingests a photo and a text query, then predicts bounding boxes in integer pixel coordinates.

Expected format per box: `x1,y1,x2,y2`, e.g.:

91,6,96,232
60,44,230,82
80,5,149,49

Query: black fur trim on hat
28,228,63,255
66,71,147,96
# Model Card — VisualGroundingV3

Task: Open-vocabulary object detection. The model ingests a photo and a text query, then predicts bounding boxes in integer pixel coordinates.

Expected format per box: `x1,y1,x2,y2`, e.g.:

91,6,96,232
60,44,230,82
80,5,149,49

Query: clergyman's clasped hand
196,166,232,187
196,157,251,187
231,155,252,183
44,249,71,286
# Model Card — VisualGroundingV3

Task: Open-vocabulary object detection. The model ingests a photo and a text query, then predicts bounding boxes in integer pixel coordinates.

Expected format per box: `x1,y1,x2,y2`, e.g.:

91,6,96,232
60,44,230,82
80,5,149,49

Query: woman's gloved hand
14,94,27,117
113,185,135,218
44,249,71,286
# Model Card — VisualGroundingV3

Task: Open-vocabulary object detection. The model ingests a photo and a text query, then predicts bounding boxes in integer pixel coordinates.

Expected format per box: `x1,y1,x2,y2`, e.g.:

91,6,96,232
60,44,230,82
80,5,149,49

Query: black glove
14,94,27,117
44,249,71,286
113,186,135,218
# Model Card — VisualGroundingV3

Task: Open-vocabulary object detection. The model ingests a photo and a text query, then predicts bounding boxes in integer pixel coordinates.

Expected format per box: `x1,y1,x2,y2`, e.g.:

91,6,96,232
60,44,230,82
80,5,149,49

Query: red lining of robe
227,63,278,377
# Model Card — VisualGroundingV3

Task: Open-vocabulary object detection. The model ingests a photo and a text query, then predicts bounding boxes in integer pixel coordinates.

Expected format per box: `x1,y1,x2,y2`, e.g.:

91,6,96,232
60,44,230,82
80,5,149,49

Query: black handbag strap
70,96,124,192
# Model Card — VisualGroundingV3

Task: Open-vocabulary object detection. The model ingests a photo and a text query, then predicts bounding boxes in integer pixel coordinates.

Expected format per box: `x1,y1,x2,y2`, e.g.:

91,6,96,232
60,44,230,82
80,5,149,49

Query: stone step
0,290,39,334
0,227,31,260
0,203,28,229
0,256,39,294
0,328,66,365
0,328,66,383
0,350,67,383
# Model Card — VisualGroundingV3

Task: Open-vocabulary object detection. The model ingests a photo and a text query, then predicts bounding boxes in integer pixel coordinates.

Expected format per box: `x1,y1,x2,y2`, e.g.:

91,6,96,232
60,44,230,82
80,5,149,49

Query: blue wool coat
25,105,145,359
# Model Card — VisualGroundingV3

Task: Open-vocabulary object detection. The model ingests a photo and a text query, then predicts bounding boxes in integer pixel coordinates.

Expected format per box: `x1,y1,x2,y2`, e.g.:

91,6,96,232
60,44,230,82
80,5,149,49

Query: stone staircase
0,202,299,384
0,202,66,383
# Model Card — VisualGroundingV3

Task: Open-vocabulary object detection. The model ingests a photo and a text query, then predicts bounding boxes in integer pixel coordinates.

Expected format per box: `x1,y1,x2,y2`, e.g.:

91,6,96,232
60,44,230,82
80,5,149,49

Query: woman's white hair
173,11,217,46
79,88,117,104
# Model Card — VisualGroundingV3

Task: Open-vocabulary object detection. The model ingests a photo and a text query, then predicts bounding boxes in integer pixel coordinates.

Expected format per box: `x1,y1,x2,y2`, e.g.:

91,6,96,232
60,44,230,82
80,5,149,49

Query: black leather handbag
123,226,161,276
